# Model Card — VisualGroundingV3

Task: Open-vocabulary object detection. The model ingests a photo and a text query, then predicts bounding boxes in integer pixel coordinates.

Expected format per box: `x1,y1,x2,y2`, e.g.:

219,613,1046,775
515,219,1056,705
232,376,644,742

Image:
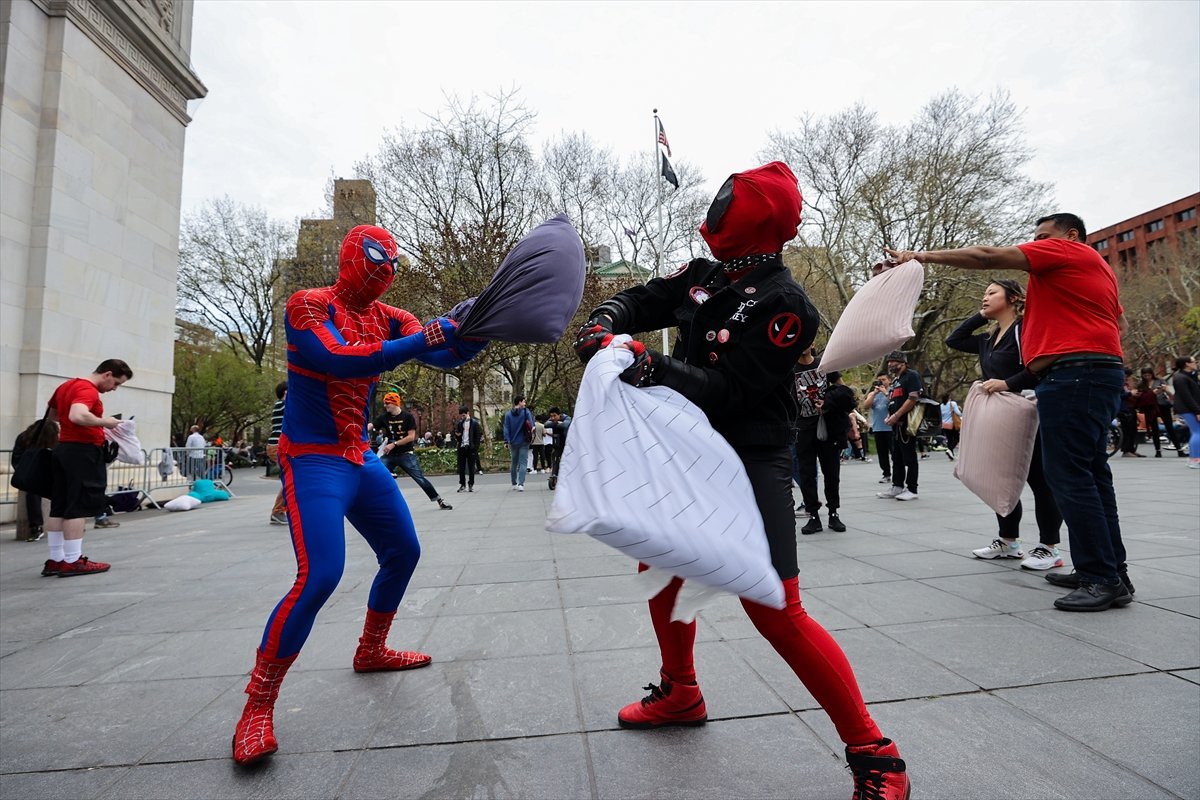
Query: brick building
1089,193,1199,270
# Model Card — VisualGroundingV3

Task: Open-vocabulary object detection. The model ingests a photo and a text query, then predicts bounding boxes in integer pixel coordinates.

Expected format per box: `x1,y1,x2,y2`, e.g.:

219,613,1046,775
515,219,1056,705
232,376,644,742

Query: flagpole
653,109,668,353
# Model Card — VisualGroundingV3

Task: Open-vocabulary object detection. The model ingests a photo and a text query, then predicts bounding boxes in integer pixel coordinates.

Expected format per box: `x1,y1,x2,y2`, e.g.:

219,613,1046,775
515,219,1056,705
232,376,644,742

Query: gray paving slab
997,672,1200,799
1,457,1196,799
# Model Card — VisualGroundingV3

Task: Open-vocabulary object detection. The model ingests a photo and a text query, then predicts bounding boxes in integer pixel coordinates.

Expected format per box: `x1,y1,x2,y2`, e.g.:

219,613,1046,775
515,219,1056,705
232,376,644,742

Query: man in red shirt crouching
887,213,1131,612
42,359,133,577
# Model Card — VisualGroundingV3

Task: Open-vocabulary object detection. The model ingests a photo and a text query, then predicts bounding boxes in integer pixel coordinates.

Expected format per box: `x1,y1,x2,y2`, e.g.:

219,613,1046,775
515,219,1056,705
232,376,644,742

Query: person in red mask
231,225,485,766
575,162,910,799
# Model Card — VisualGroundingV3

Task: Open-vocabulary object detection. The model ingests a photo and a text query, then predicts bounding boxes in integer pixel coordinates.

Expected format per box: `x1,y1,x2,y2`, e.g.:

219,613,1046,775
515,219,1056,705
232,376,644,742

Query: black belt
1045,355,1123,373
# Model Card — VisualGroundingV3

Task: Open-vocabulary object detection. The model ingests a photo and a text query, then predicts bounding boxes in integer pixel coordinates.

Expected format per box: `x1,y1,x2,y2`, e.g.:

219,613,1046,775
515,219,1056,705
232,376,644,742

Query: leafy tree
171,341,281,443
177,197,296,370
1118,232,1200,369
763,90,1052,395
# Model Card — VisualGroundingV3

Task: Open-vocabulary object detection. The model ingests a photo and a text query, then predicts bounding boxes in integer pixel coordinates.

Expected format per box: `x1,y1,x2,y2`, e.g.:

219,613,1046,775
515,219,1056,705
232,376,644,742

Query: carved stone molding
33,0,206,124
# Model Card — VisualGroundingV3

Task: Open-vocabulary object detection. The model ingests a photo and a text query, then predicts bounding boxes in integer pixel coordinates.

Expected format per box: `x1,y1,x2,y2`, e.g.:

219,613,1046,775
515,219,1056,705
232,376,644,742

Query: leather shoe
1046,570,1135,595
1053,581,1133,612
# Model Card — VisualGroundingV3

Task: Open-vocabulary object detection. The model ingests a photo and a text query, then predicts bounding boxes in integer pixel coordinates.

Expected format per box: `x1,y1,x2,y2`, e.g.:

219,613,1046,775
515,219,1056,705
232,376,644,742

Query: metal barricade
0,446,235,517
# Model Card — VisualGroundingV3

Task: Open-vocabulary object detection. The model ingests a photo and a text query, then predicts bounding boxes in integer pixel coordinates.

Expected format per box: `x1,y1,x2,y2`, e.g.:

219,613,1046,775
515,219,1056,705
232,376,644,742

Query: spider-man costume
232,225,485,766
575,163,910,799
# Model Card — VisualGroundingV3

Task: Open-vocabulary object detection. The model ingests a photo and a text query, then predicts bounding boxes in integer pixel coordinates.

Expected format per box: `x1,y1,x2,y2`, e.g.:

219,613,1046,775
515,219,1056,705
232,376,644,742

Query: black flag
661,152,679,189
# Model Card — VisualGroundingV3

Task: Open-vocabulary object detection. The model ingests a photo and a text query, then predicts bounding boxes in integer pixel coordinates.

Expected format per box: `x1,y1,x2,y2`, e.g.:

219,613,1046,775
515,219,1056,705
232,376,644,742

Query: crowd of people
15,164,1200,800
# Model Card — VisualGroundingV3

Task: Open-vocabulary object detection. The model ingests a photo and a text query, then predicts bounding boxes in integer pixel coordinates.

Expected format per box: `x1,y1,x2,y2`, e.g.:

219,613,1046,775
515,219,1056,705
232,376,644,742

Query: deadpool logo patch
767,313,803,347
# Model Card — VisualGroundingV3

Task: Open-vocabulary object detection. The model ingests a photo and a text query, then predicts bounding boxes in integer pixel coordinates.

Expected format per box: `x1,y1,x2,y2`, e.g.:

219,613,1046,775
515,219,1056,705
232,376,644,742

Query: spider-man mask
334,225,401,308
699,162,803,262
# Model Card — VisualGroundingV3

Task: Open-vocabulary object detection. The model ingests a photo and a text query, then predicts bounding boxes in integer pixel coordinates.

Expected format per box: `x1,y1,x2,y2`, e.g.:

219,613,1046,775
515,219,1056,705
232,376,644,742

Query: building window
1146,219,1164,233
1178,208,1197,222
1093,239,1108,250
1117,231,1135,242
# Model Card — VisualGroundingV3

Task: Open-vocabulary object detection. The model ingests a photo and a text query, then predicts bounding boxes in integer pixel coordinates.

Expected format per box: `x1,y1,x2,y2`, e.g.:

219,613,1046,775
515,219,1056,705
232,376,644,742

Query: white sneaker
876,486,904,499
895,489,919,501
516,485,525,492
1020,545,1063,570
973,538,1024,560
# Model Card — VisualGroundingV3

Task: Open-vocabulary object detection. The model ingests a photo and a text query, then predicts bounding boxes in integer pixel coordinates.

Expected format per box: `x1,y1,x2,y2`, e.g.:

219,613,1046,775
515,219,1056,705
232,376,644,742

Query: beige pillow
953,382,1038,516
818,260,924,373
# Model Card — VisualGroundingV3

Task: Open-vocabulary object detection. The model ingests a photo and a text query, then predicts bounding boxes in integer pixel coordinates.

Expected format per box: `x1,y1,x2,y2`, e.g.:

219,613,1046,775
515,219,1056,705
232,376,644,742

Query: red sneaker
846,738,910,800
617,672,707,729
57,557,111,577
41,559,64,577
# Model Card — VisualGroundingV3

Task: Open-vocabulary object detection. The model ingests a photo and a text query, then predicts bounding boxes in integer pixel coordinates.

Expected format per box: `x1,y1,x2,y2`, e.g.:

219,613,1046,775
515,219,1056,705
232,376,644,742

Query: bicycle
1106,420,1122,458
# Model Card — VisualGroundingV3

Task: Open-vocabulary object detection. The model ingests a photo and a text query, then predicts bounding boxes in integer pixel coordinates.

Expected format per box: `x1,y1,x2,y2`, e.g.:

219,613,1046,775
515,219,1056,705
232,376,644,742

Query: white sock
48,531,65,562
63,538,82,564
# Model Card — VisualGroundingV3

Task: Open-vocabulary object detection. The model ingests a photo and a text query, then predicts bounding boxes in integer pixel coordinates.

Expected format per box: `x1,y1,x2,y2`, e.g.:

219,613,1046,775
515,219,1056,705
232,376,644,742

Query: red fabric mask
333,225,400,309
699,162,803,262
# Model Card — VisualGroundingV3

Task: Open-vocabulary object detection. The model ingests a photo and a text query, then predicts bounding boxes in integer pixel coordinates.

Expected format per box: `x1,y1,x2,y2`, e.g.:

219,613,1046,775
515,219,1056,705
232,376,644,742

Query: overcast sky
180,0,1199,238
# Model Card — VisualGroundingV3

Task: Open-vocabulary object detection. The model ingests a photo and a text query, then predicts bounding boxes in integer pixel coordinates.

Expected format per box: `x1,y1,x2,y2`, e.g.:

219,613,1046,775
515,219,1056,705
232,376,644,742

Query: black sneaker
828,513,846,532
801,514,823,535
437,499,453,510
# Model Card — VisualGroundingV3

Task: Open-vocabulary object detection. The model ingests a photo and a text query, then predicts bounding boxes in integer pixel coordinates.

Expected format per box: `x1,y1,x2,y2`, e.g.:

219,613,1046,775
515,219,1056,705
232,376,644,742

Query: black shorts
50,442,109,519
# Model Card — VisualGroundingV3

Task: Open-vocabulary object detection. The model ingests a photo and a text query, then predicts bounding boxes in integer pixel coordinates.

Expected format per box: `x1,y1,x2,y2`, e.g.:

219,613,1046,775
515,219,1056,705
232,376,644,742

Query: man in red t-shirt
886,213,1132,612
42,359,133,577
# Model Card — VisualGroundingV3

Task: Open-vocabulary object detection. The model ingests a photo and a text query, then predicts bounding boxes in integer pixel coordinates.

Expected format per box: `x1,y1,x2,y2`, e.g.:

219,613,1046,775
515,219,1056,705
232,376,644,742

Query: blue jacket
502,407,534,446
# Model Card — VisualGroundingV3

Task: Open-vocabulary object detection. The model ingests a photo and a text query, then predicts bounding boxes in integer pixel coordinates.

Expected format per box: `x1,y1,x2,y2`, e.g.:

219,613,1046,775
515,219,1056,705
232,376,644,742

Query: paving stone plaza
0,454,1196,800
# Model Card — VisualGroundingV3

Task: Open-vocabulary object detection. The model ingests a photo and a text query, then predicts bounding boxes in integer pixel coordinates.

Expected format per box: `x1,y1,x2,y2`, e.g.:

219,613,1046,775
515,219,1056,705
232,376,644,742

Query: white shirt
460,418,472,448
185,432,206,457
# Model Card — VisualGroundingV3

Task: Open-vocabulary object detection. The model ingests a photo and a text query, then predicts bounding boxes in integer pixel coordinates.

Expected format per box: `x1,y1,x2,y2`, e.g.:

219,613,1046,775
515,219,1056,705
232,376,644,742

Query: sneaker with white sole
1020,544,1063,570
876,485,904,499
973,538,1024,560
895,489,919,501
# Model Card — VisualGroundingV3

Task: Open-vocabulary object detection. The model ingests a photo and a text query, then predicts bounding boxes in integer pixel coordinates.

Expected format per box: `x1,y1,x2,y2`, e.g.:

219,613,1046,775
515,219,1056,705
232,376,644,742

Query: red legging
643,564,882,746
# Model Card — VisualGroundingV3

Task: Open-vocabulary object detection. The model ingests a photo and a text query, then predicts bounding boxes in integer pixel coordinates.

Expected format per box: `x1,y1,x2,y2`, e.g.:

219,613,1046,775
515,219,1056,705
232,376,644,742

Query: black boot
828,512,846,532
801,513,823,535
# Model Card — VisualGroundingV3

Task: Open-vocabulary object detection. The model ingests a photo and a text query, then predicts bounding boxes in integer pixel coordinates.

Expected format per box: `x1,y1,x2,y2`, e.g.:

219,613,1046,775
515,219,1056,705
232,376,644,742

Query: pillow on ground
953,382,1038,516
545,339,784,611
188,479,230,503
819,260,924,373
163,494,202,512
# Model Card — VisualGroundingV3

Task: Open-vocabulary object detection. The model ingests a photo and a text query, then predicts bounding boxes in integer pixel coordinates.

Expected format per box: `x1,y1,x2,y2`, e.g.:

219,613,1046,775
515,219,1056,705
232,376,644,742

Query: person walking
41,359,132,577
373,392,452,510
939,393,961,459
502,395,534,491
1172,355,1200,469
945,279,1064,571
863,373,893,484
794,352,851,534
1134,368,1166,457
576,162,909,799
454,405,482,492
1148,367,1184,456
887,211,1132,611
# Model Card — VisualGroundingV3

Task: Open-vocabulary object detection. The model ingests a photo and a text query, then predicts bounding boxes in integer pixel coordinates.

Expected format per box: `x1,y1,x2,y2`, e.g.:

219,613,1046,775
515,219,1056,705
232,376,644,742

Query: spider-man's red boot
232,649,296,765
617,670,708,729
352,608,432,672
846,738,910,800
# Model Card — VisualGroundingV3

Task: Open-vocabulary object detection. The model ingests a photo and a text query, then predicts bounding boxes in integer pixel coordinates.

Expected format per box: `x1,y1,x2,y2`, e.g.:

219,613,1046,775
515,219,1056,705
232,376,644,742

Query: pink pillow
819,260,924,373
953,382,1038,516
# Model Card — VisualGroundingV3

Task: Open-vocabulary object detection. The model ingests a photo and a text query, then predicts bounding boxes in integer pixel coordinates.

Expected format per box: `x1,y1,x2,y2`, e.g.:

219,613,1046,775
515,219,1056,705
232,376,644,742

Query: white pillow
953,382,1038,516
545,340,784,611
163,494,202,512
818,260,924,373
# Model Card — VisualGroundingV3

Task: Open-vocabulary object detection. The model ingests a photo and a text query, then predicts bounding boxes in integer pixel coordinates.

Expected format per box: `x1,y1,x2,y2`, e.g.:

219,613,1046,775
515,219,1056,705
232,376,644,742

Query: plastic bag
545,339,784,611
104,419,144,465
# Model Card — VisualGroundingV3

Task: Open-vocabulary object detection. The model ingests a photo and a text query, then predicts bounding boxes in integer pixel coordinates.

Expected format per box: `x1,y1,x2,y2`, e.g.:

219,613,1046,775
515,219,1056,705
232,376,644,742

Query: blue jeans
509,443,530,486
1034,363,1126,585
382,451,440,501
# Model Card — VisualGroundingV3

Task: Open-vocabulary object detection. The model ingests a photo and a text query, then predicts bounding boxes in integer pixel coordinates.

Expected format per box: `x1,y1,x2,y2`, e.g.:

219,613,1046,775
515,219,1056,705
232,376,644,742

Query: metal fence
1,446,234,513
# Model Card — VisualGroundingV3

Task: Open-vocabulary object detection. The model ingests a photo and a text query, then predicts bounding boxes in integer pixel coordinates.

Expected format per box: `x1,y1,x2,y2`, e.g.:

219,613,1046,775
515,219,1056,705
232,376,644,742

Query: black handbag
11,410,54,497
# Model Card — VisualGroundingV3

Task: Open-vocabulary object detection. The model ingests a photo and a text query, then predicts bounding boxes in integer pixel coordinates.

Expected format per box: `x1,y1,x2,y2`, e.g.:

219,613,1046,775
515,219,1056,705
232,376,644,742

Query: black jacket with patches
599,256,819,447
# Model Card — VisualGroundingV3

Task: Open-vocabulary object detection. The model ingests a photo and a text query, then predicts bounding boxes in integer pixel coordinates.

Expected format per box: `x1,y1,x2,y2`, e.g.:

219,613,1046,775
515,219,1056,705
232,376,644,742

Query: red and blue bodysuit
233,224,483,766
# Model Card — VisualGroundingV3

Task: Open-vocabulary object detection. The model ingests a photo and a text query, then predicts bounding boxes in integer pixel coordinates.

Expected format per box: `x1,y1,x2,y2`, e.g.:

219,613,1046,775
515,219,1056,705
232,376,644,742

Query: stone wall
0,0,205,521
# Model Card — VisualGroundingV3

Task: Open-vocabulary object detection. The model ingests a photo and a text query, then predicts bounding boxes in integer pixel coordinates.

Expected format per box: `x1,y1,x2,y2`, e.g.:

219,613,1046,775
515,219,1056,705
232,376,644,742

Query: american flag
656,118,672,157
